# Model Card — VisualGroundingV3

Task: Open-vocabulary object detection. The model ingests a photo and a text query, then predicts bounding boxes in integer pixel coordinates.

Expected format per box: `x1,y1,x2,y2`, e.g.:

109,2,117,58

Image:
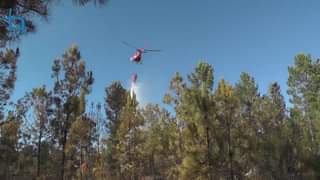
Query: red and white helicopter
122,41,161,64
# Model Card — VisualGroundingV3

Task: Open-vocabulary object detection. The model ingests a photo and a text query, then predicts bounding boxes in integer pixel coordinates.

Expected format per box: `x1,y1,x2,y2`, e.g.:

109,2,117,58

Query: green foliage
0,48,19,120
3,46,320,179
0,111,21,178
105,81,127,137
142,104,179,179
51,44,94,179
0,0,108,46
104,81,127,178
115,93,145,179
287,54,320,177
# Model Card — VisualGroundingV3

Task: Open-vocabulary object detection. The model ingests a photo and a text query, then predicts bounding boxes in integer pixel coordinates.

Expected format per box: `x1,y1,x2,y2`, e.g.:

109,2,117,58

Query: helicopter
122,41,161,64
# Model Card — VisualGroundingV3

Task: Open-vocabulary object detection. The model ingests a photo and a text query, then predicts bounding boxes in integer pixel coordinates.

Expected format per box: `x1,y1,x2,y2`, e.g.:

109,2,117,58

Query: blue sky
9,0,320,106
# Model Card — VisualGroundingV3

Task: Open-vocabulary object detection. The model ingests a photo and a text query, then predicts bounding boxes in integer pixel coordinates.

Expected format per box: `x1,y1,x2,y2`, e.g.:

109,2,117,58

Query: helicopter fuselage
130,49,144,63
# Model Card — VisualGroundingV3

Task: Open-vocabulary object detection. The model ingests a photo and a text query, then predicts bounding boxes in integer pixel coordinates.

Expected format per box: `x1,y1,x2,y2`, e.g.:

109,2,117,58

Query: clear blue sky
9,0,320,106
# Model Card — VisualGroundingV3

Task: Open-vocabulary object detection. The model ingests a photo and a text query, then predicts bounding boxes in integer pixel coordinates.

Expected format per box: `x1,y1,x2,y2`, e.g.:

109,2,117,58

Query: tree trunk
206,127,212,180
60,127,67,180
150,152,155,179
80,144,83,180
60,114,69,180
37,129,43,177
227,119,234,180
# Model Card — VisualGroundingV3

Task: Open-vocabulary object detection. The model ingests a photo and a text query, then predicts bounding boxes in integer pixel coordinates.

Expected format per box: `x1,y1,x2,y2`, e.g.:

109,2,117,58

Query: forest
1,1,320,180
2,45,320,180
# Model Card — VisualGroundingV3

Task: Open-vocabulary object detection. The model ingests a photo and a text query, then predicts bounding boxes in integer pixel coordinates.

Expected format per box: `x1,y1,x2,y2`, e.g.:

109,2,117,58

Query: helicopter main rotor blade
144,49,161,52
122,41,138,50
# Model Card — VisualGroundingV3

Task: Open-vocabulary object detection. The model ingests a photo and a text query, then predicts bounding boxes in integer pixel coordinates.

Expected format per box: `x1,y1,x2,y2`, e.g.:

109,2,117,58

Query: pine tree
142,104,179,179
105,81,127,141
68,114,95,179
51,44,94,180
0,0,108,46
89,102,109,180
29,86,53,178
169,62,216,179
287,54,317,149
0,49,19,121
115,93,144,179
104,81,127,177
287,54,320,177
0,111,22,178
214,79,239,179
163,72,186,175
257,82,288,179
234,72,261,177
